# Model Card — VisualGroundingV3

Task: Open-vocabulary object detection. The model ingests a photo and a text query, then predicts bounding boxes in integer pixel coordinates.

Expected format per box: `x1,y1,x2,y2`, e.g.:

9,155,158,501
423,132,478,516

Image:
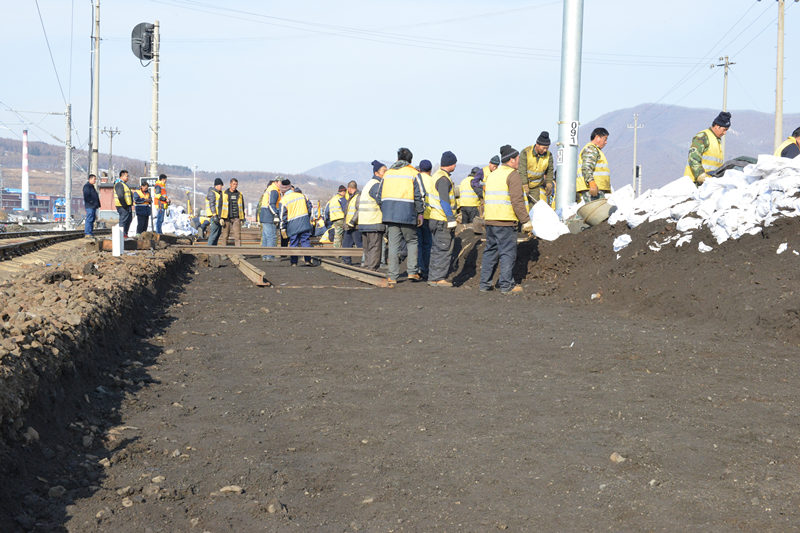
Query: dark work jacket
83,182,100,209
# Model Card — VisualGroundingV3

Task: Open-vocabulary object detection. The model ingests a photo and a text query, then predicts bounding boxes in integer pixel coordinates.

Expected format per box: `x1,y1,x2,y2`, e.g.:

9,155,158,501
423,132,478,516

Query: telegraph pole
88,0,100,178
149,20,160,178
192,164,197,217
65,104,73,228
627,113,644,196
102,126,120,176
711,56,734,161
555,0,584,212
775,0,786,150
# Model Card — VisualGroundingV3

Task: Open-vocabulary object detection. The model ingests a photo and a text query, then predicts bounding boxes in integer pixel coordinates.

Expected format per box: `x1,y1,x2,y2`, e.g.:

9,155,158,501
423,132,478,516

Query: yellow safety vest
419,172,436,219
523,146,551,188
683,129,723,182
327,194,345,222
256,182,282,223
114,181,132,208
154,179,168,209
133,190,151,206
459,175,480,207
428,169,456,221
382,165,417,203
358,178,382,225
282,191,309,221
775,136,796,157
205,188,221,217
576,143,611,192
484,165,518,222
345,192,359,225
220,189,245,219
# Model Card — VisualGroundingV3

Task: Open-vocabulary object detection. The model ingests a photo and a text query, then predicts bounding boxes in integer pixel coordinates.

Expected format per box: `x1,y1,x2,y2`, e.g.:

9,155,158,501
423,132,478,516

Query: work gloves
521,221,533,234
588,181,599,197
446,220,457,229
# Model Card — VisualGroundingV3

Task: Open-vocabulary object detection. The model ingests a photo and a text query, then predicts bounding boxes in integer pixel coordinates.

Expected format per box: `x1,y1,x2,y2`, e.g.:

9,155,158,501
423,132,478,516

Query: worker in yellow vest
775,126,800,158
279,186,314,266
416,159,435,280
684,111,730,185
204,178,224,245
153,173,170,234
576,127,612,203
132,181,152,235
342,180,363,265
255,178,283,260
520,131,555,205
323,185,347,249
358,160,386,271
376,147,425,286
427,151,458,287
479,145,531,295
114,170,133,238
220,178,245,246
458,167,481,224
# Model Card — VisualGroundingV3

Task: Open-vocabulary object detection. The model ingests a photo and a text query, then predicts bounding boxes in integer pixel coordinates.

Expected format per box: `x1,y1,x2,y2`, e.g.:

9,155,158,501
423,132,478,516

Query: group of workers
85,170,170,238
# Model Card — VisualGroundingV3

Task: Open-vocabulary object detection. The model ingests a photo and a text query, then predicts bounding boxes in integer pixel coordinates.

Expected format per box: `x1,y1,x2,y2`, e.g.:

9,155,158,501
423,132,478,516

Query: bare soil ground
2,233,800,531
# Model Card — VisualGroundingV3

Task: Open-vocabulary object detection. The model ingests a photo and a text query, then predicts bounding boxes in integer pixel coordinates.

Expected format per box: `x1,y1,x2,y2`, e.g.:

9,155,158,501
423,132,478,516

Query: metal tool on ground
318,259,389,288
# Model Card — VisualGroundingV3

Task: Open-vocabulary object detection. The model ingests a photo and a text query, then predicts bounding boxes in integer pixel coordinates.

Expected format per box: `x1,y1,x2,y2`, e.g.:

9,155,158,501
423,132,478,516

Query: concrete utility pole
555,0,584,213
65,104,73,228
149,20,160,178
102,126,120,176
712,56,734,161
21,130,29,211
88,0,100,178
192,164,197,217
775,0,786,150
627,113,644,196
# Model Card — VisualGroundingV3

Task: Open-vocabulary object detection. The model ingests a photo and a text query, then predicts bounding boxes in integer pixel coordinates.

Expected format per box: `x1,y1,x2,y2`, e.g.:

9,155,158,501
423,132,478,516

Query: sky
1,0,799,175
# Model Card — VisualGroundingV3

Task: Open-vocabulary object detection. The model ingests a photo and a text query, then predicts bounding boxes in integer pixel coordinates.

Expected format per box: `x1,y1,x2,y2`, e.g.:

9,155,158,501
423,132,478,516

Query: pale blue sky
1,0,798,174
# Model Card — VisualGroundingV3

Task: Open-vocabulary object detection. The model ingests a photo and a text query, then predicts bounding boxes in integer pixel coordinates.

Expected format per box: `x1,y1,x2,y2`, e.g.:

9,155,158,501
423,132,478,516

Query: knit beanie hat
500,145,519,163
536,131,551,146
281,179,291,186
440,151,457,167
371,160,385,173
489,155,501,166
213,178,224,186
713,111,731,128
418,159,432,172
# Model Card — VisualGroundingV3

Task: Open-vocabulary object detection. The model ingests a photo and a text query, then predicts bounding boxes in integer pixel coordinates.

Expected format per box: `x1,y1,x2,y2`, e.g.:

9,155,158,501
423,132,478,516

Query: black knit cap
440,151,457,166
536,131,551,146
338,185,346,192
713,111,731,128
213,178,224,186
500,145,519,163
281,179,291,186
371,160,385,173
418,159,432,172
489,155,501,166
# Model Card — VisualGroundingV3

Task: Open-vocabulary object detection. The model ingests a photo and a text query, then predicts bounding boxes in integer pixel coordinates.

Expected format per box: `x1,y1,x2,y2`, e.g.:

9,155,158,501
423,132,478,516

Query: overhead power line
34,0,67,106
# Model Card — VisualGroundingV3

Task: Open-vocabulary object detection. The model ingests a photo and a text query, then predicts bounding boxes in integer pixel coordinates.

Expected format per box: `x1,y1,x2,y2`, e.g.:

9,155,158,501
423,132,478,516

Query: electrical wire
34,0,67,107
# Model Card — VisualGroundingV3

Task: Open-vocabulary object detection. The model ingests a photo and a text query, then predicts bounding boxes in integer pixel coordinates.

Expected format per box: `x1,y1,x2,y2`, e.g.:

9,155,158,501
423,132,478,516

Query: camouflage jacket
580,143,602,184
687,131,711,179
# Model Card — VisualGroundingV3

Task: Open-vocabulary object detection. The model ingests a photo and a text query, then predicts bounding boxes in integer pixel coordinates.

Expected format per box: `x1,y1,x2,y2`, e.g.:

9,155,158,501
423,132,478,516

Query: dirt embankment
0,249,187,442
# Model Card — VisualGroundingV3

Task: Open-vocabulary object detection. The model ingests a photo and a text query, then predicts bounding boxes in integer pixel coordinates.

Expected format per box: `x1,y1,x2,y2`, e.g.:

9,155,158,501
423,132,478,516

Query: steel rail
174,245,363,257
0,229,110,261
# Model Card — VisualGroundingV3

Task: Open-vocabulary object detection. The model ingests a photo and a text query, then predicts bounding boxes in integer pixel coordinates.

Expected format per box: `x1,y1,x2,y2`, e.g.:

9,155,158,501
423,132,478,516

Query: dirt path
6,259,800,531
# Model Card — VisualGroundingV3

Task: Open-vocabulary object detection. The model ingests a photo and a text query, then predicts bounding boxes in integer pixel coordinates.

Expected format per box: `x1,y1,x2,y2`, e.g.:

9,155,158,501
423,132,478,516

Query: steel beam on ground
319,260,388,288
174,245,363,257
229,256,271,287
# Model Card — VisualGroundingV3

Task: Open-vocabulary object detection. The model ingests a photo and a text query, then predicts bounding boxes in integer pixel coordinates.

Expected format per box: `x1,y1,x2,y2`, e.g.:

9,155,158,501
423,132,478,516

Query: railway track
0,230,109,261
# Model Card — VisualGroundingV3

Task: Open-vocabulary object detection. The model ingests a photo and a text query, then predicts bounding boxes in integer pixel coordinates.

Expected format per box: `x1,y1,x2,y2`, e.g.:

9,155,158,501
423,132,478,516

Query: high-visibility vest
205,188,222,217
484,165,518,222
327,194,345,221
154,179,168,209
419,172,436,219
257,183,282,222
775,136,796,157
345,192,359,225
382,165,417,203
358,178,382,225
683,129,723,182
428,169,456,221
459,175,480,207
523,146,551,188
282,190,309,221
114,181,132,208
133,189,151,206
576,143,611,192
220,189,245,219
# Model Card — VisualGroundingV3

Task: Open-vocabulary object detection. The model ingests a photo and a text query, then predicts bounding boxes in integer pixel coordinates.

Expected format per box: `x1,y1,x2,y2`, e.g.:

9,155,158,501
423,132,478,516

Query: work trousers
261,221,277,259
461,206,479,224
386,223,418,281
428,220,454,282
361,231,383,271
116,207,132,238
331,219,345,248
84,208,96,236
135,212,150,235
480,225,518,292
289,230,311,265
342,227,362,265
155,207,165,234
208,219,222,246
417,220,432,278
220,218,242,246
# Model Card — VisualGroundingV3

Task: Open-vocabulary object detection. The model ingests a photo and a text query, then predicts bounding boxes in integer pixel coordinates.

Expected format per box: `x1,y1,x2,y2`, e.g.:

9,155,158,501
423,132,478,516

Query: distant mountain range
2,103,798,206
